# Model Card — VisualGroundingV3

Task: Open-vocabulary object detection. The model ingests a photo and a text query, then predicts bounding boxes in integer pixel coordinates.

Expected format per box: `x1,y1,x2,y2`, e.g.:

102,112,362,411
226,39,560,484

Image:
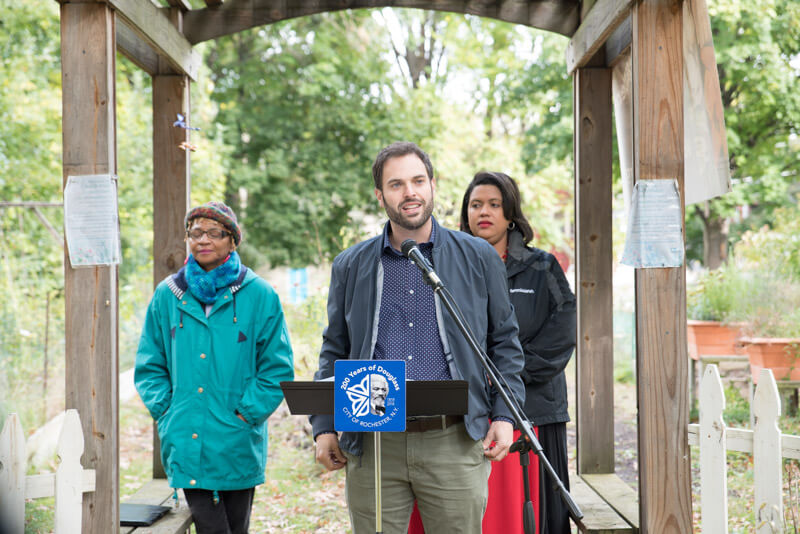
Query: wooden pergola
59,0,728,532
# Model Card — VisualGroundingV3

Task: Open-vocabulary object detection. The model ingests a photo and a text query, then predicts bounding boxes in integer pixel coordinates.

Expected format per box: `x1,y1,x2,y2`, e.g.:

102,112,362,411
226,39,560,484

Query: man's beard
384,198,434,231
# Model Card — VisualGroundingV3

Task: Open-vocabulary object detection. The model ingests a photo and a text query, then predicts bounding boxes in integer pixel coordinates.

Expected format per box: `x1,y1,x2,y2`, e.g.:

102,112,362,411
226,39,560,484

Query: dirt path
119,374,642,532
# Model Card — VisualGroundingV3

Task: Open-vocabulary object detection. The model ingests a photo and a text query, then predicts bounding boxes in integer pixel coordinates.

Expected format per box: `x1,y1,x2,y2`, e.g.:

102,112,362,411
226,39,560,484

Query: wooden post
574,57,614,475
151,75,190,478
60,4,119,533
631,0,692,531
150,5,191,480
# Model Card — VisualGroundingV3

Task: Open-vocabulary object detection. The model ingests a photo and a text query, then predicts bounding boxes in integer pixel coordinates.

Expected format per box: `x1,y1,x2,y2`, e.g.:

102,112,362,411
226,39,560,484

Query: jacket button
182,301,187,305
200,353,206,359
192,433,198,439
224,295,229,299
197,387,204,394
189,479,196,486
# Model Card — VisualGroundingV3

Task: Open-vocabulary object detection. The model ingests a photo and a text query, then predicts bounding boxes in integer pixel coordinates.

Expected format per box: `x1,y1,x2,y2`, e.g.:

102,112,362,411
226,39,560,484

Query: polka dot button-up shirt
373,221,451,381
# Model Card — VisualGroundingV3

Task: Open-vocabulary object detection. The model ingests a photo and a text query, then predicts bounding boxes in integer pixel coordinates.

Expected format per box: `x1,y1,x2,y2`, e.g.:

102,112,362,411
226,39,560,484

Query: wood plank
120,479,193,534
106,0,201,80
25,470,95,500
611,50,633,216
753,369,784,531
566,0,634,73
581,0,598,21
570,476,635,533
152,74,191,478
0,413,25,533
55,410,85,532
143,508,193,534
182,0,581,44
682,0,732,204
605,14,631,67
117,18,159,75
698,365,727,533
688,424,800,459
631,1,691,532
60,5,120,533
124,478,174,505
25,474,55,500
581,474,639,530
574,65,614,475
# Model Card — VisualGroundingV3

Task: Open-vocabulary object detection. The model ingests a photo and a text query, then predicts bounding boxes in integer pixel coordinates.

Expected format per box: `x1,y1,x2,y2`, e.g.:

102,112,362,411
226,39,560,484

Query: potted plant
686,266,747,361
734,271,800,382
726,215,800,383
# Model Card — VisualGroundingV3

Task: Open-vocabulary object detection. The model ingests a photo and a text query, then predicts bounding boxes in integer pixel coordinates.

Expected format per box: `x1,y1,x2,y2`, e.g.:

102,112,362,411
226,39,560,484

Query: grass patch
24,497,54,534
255,403,350,532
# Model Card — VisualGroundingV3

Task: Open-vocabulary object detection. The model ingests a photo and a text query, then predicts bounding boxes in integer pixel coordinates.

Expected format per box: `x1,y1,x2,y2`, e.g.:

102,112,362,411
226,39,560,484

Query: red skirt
407,428,539,534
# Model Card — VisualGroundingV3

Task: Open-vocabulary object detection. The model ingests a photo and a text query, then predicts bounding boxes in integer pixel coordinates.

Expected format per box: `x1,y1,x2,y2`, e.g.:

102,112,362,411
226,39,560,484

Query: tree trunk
702,215,729,269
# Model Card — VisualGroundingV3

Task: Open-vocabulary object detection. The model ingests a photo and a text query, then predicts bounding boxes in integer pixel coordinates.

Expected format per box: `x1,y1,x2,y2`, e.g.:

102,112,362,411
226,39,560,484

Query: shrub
687,265,747,321
687,206,800,337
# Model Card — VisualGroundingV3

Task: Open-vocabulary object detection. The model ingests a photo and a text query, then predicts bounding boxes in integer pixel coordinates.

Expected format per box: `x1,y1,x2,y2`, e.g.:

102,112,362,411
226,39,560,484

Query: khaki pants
343,423,490,534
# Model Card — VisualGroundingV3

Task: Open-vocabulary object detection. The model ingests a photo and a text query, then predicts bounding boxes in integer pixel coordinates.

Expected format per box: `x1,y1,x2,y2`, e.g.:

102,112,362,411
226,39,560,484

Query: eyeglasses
187,228,230,240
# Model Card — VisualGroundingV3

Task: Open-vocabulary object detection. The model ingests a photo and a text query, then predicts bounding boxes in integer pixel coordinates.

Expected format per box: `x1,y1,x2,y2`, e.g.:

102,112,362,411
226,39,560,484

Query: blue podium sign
334,360,406,432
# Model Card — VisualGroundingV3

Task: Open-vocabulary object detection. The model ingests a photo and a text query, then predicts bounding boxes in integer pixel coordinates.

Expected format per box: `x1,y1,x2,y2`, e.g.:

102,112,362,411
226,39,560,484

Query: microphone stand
403,242,583,528
509,435,537,534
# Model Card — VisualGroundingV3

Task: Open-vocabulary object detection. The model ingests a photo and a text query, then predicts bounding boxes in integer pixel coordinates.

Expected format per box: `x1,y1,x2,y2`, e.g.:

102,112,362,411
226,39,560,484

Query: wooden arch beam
107,0,201,79
566,0,633,73
182,0,580,44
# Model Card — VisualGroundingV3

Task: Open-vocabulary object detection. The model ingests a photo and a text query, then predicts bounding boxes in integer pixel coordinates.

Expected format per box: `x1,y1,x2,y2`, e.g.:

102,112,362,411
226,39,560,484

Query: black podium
281,379,469,534
281,379,468,416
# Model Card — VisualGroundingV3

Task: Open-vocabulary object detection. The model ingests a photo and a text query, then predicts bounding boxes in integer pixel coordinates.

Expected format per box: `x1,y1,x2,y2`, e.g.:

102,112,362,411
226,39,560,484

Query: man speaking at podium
310,141,525,533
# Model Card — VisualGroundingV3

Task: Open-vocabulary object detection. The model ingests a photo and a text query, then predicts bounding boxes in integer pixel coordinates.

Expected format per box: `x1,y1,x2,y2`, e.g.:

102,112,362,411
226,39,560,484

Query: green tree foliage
0,0,64,426
688,0,800,267
439,17,575,254
207,12,440,266
0,1,228,429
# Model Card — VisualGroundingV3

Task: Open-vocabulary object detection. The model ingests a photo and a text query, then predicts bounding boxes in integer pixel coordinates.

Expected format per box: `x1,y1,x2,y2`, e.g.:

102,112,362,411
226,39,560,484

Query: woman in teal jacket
135,201,294,534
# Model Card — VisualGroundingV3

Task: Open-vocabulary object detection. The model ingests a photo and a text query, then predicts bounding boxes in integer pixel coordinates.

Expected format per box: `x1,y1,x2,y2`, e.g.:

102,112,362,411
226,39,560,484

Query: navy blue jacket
310,218,525,456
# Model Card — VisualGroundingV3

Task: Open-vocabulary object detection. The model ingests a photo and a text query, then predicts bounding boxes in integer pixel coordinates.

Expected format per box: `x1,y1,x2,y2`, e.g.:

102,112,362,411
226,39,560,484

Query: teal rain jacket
135,266,294,491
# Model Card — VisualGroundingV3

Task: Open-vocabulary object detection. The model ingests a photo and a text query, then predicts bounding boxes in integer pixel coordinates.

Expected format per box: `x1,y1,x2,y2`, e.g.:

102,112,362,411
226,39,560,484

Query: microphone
400,239,442,289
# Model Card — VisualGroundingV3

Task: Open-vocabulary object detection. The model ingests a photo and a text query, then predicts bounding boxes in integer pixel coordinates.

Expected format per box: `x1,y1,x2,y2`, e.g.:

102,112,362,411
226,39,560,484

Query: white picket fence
0,409,96,534
688,364,800,533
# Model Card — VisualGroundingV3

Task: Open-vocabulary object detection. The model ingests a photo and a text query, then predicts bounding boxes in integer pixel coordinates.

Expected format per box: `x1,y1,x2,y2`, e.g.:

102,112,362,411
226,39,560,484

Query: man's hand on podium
482,420,513,462
315,433,348,471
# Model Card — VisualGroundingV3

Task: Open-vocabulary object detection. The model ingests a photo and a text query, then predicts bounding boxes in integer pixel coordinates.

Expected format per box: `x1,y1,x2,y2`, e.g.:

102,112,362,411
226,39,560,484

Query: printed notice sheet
64,174,121,266
620,179,684,268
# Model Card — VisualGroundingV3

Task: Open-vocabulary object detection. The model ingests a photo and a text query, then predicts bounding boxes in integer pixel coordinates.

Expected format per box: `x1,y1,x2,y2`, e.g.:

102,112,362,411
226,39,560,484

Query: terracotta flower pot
686,320,745,361
740,337,800,383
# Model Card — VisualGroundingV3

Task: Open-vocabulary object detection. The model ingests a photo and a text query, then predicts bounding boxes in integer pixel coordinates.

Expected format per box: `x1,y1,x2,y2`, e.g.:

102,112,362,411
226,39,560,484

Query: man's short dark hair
372,141,434,190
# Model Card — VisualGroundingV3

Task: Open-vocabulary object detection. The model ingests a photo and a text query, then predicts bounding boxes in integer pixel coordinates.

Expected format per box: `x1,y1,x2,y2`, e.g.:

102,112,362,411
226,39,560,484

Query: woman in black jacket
461,171,576,534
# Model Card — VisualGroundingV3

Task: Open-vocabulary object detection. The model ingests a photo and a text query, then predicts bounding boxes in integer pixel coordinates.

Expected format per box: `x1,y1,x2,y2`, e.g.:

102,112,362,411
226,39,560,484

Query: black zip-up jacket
506,230,576,425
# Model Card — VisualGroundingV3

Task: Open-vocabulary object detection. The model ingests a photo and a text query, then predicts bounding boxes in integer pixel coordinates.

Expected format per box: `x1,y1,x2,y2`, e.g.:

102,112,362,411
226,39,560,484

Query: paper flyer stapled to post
620,179,684,268
64,174,121,267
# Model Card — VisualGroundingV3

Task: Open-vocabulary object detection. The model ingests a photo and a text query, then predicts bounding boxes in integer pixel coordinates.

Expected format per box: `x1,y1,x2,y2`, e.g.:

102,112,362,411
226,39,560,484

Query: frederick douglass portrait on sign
369,374,389,415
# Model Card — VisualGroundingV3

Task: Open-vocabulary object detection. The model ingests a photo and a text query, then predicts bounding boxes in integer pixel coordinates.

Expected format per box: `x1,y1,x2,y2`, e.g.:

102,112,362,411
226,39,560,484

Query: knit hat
184,201,242,245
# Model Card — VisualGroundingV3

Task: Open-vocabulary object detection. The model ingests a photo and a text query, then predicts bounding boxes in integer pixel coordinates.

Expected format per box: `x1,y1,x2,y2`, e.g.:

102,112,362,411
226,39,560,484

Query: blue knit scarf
185,251,242,304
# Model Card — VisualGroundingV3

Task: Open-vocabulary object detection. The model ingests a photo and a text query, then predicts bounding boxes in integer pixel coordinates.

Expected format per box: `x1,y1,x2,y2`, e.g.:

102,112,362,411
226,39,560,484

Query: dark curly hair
459,171,534,245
